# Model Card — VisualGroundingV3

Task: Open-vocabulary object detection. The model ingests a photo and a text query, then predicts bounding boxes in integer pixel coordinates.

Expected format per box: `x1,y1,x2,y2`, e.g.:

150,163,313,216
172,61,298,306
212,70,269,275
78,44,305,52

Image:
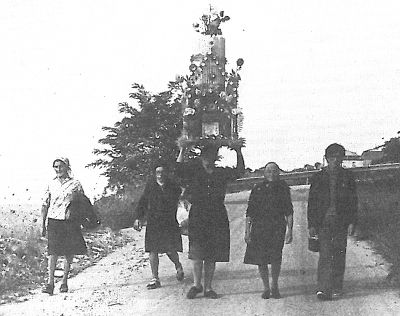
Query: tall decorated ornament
180,7,244,147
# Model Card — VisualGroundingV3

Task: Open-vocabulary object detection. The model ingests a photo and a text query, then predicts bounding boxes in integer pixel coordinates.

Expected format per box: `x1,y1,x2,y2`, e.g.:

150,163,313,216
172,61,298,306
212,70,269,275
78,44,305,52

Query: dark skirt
244,220,286,265
188,204,230,262
144,219,183,253
47,218,87,256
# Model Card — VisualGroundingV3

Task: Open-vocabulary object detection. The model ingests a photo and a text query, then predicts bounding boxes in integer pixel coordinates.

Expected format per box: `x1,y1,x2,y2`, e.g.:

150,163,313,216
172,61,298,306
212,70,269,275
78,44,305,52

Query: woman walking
41,157,87,295
176,141,245,299
244,162,293,299
133,162,184,289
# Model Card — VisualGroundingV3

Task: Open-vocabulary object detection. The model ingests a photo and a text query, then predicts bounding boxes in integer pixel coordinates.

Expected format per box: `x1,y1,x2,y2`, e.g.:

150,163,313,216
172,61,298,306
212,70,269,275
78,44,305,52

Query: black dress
244,180,293,265
176,160,240,262
135,178,183,253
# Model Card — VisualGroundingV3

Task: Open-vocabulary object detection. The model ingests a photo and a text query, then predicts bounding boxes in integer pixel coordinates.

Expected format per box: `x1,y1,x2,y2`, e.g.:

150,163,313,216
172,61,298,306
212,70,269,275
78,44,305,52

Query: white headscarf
53,157,73,178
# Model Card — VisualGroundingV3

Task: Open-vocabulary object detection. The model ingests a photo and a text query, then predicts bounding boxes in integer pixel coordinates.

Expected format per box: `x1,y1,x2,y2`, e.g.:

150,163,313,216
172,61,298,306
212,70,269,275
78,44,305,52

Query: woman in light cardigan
41,157,87,295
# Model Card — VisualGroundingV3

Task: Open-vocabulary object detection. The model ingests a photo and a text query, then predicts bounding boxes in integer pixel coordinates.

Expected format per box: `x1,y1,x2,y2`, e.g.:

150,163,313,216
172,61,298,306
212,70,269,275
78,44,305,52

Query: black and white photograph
1,1,400,315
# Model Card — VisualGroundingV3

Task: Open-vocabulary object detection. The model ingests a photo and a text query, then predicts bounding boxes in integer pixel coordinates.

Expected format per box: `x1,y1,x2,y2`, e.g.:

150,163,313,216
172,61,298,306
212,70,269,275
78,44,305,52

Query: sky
1,0,400,204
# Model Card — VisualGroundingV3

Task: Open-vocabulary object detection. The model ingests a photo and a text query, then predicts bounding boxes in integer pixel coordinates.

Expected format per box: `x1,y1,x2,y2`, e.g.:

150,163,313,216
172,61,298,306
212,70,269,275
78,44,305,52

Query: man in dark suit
307,143,358,300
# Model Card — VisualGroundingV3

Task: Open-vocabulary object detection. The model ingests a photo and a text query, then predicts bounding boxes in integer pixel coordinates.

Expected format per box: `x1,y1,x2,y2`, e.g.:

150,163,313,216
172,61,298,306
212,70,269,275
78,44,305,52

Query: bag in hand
177,199,190,236
308,236,319,252
66,193,101,229
180,218,189,236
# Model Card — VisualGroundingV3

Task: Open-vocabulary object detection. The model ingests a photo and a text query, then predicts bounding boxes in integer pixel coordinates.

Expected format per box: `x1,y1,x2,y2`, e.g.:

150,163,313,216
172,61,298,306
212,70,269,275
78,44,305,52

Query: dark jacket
246,180,293,224
67,193,100,229
307,167,358,231
135,178,182,225
175,159,241,208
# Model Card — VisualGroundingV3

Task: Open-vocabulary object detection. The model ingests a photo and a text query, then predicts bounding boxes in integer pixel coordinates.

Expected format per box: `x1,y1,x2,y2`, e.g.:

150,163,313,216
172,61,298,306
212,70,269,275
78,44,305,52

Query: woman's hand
133,219,142,231
348,223,355,236
309,227,317,238
228,138,246,151
41,226,47,237
285,230,293,244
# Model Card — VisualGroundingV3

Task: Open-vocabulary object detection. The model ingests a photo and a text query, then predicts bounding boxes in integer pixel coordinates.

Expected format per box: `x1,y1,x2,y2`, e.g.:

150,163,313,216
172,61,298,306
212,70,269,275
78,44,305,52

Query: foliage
0,230,135,304
0,236,46,296
88,83,183,191
93,185,144,230
381,136,400,163
89,7,244,190
192,6,230,36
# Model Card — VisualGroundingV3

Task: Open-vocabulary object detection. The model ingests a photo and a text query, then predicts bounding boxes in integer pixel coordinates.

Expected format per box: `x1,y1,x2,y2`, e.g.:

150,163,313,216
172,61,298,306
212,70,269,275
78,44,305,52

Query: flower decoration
180,8,245,141
189,64,197,72
183,107,196,116
192,6,230,36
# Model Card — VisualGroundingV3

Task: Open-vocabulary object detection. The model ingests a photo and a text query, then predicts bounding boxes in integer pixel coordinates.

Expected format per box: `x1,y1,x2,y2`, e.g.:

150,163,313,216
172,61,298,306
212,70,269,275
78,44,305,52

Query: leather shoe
186,285,203,299
204,289,218,299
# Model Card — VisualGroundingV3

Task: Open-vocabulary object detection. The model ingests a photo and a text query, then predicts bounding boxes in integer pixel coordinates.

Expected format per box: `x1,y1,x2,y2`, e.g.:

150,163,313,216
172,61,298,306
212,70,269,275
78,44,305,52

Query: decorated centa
180,7,244,145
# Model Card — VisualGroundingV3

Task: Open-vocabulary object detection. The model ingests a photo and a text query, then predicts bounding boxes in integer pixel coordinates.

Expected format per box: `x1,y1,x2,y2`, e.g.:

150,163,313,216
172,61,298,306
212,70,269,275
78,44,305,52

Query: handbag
177,199,190,236
308,236,319,252
180,218,189,236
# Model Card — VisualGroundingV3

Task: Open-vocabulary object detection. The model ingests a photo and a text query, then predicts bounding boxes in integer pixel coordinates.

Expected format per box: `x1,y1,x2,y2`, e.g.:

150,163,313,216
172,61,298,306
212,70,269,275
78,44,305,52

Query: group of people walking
130,141,357,300
40,142,357,301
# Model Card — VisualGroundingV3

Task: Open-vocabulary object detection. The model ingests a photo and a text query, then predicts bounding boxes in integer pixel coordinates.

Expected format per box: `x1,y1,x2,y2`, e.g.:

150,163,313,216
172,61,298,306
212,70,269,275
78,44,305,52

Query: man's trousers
317,219,348,295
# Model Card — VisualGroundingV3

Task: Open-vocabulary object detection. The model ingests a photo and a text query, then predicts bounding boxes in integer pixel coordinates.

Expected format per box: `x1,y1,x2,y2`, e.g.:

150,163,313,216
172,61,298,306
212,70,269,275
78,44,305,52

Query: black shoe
146,279,161,290
271,288,281,299
317,291,332,301
332,290,343,299
186,285,203,299
42,284,54,295
261,290,270,299
60,283,68,293
204,289,218,299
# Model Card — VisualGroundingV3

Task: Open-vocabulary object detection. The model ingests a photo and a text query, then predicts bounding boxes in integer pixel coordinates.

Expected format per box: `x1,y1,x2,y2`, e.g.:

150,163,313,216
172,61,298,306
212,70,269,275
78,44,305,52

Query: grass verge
357,212,400,286
0,228,136,305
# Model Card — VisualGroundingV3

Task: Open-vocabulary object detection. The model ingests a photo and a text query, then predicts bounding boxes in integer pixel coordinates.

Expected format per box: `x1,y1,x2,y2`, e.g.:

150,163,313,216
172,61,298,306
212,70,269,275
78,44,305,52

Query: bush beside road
0,228,136,305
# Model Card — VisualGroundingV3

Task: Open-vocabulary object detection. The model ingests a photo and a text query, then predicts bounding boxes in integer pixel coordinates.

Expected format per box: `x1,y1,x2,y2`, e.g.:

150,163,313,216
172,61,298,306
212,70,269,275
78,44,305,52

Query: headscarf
53,157,73,178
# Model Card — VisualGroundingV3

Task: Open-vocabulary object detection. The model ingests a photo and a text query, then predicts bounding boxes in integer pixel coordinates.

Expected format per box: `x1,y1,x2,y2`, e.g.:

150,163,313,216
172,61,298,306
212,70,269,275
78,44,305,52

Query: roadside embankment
0,192,143,305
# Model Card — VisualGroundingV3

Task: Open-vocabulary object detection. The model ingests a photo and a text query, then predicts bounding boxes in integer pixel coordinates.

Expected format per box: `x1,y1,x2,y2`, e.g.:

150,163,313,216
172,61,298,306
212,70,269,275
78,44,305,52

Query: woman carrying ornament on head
176,139,245,299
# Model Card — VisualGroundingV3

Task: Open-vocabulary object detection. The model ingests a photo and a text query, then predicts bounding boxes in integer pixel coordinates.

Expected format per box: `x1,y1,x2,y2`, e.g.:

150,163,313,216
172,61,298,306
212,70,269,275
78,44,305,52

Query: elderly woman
41,157,87,295
133,162,184,290
244,162,293,299
176,142,245,299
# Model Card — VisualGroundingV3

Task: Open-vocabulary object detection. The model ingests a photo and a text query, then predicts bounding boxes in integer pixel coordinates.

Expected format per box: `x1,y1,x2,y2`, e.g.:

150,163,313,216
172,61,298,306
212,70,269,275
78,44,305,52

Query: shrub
94,185,145,231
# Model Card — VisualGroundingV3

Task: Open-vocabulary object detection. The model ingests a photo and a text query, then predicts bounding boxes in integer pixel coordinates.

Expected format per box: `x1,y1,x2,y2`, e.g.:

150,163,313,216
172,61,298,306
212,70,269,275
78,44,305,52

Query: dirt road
1,186,400,316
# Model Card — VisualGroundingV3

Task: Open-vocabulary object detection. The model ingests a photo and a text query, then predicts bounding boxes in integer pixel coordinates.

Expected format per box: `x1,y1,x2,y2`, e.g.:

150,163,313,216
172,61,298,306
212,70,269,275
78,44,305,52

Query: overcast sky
1,0,400,203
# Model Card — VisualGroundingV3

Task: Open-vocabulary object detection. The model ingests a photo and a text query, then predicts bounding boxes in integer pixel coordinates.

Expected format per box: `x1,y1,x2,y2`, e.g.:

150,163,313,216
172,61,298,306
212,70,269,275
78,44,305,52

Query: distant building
323,149,363,168
361,148,384,166
342,150,364,168
304,164,314,171
314,162,322,170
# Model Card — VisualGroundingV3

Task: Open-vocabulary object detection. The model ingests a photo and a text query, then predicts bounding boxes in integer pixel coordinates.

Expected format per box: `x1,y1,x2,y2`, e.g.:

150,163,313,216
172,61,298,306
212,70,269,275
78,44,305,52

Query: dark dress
135,178,183,253
244,180,293,265
47,219,87,256
176,160,240,262
44,178,87,256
